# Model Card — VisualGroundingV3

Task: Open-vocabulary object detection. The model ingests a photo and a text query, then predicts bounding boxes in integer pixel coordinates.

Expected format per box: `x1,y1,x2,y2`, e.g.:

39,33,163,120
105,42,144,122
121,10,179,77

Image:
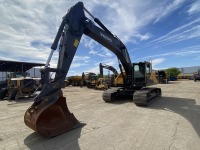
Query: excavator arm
24,2,133,138
99,63,118,78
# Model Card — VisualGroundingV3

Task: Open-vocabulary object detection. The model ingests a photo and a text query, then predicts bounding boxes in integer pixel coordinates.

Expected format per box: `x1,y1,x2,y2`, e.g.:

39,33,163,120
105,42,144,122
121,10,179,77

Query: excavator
99,63,127,86
99,63,119,86
24,2,161,138
99,63,118,78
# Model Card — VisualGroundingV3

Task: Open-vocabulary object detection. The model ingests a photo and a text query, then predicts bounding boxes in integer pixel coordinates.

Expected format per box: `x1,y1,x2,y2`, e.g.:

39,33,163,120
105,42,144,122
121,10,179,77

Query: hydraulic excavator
99,63,120,86
24,2,161,138
99,63,127,86
99,63,118,78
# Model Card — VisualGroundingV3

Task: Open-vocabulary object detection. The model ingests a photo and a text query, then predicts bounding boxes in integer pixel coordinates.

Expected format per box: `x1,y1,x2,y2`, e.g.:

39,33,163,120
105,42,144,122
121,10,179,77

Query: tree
165,67,181,77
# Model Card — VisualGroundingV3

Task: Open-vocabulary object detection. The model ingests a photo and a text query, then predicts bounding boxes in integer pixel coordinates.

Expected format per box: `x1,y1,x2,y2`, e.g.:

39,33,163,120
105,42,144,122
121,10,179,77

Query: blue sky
0,0,200,76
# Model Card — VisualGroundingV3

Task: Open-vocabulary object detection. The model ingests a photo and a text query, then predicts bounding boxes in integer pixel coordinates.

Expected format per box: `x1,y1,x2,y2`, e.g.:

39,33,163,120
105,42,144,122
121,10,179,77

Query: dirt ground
0,80,200,150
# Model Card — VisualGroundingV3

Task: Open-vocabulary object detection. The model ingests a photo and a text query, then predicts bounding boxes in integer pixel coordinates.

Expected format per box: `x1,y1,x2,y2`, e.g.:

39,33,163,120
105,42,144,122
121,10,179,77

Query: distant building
0,60,45,81
179,66,200,74
0,67,43,81
178,66,200,79
27,67,42,78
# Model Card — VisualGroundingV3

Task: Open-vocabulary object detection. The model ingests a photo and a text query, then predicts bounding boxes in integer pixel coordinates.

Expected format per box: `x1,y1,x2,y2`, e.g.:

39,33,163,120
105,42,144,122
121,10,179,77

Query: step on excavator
24,2,161,138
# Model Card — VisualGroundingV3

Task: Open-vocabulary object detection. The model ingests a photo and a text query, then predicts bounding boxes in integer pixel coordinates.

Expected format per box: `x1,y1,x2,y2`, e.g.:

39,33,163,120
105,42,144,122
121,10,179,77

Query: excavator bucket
24,96,80,138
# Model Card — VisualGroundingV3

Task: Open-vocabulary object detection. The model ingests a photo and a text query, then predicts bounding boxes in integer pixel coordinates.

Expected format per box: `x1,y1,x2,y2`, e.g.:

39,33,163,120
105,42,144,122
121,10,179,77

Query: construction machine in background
99,63,120,86
82,72,98,88
95,78,109,90
193,69,200,82
81,72,108,90
66,72,97,87
99,63,125,86
24,2,161,138
157,70,168,84
0,72,40,100
67,75,82,86
99,63,118,78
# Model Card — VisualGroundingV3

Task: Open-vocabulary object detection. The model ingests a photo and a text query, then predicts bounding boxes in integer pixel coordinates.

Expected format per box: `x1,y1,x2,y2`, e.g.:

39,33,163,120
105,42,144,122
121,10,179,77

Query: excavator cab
133,62,158,88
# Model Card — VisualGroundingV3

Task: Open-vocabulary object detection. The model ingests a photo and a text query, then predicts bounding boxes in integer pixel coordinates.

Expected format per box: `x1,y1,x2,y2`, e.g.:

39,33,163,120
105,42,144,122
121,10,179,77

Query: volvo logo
100,32,112,42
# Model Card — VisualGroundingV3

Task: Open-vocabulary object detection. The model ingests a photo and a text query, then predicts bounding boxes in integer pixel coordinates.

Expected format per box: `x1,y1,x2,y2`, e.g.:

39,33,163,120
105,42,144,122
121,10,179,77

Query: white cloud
71,63,86,68
0,0,63,65
83,37,113,58
152,58,165,65
0,0,192,75
83,57,119,74
156,25,200,46
73,56,90,62
187,0,200,15
151,58,165,70
82,0,186,43
140,18,200,50
140,45,200,60
154,0,185,23
70,55,90,69
136,33,151,41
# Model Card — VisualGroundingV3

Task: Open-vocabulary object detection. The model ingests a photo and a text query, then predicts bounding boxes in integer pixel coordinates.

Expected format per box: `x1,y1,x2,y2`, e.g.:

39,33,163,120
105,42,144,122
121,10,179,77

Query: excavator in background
99,63,119,86
81,72,108,90
24,2,161,138
99,63,125,86
99,63,118,78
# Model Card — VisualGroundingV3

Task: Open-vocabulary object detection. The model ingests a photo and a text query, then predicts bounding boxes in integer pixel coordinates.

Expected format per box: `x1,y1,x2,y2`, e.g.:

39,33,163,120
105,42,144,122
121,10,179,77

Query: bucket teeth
24,96,80,138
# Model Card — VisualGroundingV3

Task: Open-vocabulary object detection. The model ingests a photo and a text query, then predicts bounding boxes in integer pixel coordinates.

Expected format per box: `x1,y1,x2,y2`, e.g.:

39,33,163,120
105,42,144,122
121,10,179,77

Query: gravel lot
0,80,200,150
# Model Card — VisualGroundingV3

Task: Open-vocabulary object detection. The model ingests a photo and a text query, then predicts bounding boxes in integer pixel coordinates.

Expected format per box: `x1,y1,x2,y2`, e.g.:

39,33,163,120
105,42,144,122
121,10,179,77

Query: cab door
132,63,146,88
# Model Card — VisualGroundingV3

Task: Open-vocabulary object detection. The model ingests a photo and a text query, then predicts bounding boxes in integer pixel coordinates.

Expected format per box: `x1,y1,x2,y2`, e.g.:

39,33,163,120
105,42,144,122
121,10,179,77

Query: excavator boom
99,63,118,78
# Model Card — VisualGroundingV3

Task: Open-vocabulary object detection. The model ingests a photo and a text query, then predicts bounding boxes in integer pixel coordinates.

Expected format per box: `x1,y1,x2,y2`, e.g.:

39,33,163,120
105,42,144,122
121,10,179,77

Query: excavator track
102,87,119,102
133,88,161,106
103,87,161,106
